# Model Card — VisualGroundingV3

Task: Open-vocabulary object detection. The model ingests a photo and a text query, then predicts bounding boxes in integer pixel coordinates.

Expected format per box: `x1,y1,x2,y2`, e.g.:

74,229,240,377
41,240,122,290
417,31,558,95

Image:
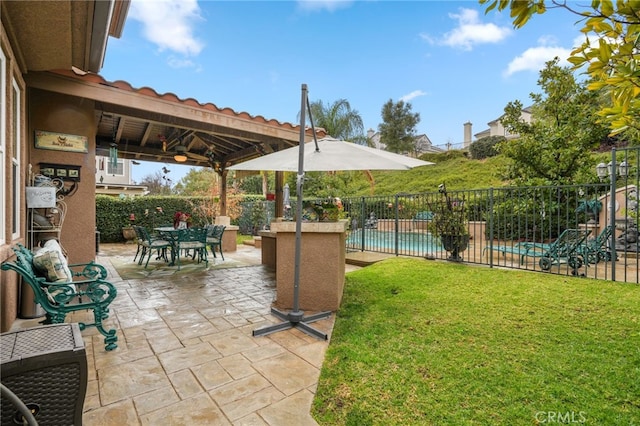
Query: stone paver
7,243,342,425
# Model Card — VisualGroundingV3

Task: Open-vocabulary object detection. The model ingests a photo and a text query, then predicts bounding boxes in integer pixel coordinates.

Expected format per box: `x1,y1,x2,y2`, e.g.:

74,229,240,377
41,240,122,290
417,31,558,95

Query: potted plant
427,184,470,261
122,213,137,242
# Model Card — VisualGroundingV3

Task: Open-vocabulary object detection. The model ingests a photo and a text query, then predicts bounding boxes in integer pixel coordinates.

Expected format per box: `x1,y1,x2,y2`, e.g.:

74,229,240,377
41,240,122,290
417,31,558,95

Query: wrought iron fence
339,147,640,284
239,147,640,283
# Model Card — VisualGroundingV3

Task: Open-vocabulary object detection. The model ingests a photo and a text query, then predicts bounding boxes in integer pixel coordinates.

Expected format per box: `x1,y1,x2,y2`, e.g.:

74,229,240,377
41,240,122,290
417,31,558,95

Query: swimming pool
346,229,444,257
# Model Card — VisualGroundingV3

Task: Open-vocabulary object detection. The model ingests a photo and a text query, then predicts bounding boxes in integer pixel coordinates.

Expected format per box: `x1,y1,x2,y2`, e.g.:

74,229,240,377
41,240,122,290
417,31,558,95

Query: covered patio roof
26,69,326,170
4,0,324,171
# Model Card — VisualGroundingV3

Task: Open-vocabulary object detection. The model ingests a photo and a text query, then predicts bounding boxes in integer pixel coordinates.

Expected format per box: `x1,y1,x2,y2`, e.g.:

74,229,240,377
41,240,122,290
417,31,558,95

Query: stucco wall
28,89,97,265
0,25,26,332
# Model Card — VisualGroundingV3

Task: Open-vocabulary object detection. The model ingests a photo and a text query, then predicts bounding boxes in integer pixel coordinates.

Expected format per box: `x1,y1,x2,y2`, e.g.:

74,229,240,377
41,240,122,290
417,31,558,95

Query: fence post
489,187,494,267
610,149,617,282
360,196,366,250
394,194,399,256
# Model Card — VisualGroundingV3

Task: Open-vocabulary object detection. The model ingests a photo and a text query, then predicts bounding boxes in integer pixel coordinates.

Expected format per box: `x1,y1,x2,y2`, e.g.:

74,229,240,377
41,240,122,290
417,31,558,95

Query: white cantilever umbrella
228,137,433,172
231,84,433,340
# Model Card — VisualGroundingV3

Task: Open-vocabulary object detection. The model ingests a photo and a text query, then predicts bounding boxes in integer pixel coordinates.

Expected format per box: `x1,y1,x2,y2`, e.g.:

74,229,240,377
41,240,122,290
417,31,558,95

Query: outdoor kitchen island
265,219,348,312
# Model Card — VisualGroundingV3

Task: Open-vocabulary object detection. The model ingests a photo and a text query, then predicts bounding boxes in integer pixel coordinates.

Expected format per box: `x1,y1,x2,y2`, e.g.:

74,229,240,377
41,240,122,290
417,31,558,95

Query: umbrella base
252,307,331,340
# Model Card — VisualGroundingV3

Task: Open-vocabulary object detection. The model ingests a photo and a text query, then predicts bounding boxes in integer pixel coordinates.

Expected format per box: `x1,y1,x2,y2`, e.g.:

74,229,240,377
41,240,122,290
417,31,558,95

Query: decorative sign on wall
26,187,57,208
35,130,88,153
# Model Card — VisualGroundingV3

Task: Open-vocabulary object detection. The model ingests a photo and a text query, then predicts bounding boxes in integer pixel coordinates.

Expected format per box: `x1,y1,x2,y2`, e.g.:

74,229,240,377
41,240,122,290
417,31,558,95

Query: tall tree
498,58,609,185
174,168,218,195
307,99,365,143
139,170,174,195
378,99,420,154
480,0,640,135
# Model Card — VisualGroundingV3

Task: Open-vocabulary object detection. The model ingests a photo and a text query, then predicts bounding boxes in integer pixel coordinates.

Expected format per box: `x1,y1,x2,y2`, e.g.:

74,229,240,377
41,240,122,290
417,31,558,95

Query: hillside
348,151,510,196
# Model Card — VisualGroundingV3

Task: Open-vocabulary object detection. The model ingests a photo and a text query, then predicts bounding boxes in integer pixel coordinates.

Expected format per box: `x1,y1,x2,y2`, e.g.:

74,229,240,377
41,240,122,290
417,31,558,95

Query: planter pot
122,226,137,242
440,234,470,262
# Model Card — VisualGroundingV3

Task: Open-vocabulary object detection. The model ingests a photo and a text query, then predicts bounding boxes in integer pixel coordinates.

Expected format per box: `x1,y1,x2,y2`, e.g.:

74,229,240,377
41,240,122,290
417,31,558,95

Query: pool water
346,229,443,256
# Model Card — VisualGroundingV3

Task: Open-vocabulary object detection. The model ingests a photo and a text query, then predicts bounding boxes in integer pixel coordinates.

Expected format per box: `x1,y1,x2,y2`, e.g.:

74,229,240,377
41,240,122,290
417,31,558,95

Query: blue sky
99,0,583,184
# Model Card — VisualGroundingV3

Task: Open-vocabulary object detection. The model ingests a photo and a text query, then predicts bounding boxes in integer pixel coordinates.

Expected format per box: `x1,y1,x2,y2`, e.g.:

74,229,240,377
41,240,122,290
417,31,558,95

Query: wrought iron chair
520,228,592,275
578,225,616,264
136,226,171,268
132,225,146,263
163,228,208,270
206,225,226,260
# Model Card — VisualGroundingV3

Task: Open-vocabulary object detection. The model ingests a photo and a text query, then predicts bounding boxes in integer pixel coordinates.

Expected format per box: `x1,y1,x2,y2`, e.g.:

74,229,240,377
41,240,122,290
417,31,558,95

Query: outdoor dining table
154,227,208,269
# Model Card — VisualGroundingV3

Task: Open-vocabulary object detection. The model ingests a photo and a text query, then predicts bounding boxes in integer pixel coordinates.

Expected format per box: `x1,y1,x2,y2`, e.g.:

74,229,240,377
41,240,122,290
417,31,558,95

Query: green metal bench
1,244,118,351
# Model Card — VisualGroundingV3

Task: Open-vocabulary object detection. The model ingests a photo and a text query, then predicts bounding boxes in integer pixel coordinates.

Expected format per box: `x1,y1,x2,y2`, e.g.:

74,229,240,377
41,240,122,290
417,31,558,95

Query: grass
236,233,254,245
312,258,640,425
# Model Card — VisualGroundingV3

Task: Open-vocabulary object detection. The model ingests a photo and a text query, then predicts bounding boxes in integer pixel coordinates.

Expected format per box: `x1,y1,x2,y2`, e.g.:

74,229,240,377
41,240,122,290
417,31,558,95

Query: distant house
464,107,533,147
366,129,443,156
95,155,148,197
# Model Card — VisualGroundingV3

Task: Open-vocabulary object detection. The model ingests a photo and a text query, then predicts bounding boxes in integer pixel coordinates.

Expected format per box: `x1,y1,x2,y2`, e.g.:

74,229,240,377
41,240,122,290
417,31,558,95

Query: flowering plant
173,211,192,228
318,197,344,221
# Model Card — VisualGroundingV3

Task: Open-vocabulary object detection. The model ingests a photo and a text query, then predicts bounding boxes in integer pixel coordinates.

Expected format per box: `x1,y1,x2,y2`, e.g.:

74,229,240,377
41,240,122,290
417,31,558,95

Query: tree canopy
378,99,420,154
498,58,610,185
138,170,174,195
480,0,640,136
174,168,218,195
307,99,365,143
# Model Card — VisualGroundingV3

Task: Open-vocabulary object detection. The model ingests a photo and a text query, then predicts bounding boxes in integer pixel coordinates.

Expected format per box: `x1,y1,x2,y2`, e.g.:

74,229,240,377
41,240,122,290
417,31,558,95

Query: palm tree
305,99,376,192
307,99,366,144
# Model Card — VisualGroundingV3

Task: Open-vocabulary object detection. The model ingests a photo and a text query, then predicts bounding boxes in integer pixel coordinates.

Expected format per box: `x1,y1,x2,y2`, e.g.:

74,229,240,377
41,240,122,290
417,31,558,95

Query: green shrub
469,135,505,160
96,195,215,243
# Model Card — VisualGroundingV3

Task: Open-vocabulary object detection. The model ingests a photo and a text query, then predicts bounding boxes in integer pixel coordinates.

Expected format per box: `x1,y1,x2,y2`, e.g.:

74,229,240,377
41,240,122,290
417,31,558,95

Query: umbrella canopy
228,137,434,172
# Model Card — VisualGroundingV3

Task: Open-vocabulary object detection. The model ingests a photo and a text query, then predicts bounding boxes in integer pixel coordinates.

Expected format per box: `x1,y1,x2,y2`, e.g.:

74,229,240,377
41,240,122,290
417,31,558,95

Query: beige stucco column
270,220,348,312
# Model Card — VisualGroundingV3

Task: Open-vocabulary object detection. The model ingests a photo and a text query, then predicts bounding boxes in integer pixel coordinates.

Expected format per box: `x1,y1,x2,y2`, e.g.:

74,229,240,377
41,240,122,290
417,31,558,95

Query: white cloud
504,43,572,76
439,8,511,51
400,90,428,103
296,0,354,13
129,0,205,57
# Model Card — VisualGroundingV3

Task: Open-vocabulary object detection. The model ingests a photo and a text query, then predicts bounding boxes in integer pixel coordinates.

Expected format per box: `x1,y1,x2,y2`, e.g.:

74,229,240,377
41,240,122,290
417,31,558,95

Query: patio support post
219,169,228,217
252,84,331,340
275,171,284,218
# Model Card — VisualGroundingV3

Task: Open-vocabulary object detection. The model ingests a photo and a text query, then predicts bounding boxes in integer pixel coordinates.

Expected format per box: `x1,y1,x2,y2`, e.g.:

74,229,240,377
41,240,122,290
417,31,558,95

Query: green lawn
312,258,640,425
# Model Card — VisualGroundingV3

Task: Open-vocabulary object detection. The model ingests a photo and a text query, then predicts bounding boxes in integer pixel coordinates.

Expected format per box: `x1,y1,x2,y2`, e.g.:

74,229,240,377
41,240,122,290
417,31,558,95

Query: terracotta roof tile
51,69,323,135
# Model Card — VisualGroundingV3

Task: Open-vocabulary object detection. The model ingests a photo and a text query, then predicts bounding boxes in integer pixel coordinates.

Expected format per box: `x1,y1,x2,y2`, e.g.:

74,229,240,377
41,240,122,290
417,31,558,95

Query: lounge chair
483,241,545,265
578,225,616,264
485,228,593,273
518,228,592,274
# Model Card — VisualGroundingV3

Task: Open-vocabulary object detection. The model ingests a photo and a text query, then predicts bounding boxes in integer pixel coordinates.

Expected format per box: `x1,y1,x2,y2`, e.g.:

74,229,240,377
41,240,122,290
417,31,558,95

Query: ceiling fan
160,133,210,163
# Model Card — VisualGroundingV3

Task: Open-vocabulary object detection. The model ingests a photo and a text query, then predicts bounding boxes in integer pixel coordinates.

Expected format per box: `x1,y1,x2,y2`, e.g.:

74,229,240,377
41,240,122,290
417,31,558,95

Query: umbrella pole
253,84,331,340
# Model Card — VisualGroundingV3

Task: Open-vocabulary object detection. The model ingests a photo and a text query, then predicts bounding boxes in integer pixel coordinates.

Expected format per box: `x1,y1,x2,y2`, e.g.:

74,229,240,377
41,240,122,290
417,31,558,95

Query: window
0,47,5,245
11,78,20,240
107,159,124,176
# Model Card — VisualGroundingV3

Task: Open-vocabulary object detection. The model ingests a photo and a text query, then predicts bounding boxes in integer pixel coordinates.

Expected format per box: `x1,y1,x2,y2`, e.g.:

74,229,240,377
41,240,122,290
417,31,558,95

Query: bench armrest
43,279,117,306
68,261,108,280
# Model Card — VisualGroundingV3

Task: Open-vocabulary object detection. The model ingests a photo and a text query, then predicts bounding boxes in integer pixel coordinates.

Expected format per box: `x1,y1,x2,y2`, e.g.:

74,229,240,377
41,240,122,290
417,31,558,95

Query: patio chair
132,225,145,263
519,228,592,275
578,225,616,264
136,226,172,268
163,228,208,270
205,225,226,260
